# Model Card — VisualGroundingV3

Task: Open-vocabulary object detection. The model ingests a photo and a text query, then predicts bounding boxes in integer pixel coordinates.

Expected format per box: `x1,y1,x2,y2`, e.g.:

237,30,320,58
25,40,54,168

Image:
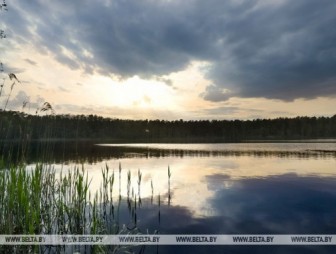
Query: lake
25,142,336,253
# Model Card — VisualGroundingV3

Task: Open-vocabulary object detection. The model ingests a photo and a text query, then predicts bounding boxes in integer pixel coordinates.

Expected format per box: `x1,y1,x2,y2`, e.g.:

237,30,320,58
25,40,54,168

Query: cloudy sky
1,0,335,120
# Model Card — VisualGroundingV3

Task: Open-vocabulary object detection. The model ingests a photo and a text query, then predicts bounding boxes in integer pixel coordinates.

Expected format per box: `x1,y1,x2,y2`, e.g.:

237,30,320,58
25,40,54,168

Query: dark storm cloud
205,0,336,101
5,0,336,100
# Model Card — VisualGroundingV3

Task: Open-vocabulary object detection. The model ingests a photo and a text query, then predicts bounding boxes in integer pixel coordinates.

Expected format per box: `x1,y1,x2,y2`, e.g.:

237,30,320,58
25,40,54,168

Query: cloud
154,76,174,87
24,59,37,66
202,106,262,116
5,0,336,101
58,86,70,93
5,90,29,110
6,90,45,111
3,65,25,74
201,85,232,102
204,0,336,101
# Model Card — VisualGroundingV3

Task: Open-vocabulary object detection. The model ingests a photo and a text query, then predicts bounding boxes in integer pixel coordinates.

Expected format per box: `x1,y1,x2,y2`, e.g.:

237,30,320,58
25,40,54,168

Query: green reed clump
0,164,43,234
0,162,150,253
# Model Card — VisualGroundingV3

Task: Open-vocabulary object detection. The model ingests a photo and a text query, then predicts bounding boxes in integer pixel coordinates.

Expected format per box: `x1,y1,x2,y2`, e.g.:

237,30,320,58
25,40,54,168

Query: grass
0,161,164,253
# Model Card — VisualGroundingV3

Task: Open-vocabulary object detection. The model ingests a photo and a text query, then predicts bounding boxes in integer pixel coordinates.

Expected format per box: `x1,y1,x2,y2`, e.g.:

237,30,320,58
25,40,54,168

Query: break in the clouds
4,0,336,101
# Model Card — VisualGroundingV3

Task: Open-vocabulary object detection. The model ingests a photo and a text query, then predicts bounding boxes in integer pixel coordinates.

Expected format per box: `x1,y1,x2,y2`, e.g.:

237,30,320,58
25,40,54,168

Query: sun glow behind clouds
85,75,177,110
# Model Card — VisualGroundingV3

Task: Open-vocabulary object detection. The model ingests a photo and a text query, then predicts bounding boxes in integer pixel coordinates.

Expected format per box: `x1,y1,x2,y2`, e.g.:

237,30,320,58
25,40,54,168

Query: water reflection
204,174,336,234
129,174,336,253
22,150,336,220
134,168,336,234
2,142,336,165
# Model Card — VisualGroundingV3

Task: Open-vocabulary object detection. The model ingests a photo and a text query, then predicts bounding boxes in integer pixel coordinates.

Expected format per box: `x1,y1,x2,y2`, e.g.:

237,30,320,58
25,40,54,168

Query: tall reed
0,162,152,253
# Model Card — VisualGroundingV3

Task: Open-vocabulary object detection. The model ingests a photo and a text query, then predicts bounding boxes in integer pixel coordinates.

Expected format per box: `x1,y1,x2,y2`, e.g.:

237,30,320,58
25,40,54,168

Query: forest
1,110,336,143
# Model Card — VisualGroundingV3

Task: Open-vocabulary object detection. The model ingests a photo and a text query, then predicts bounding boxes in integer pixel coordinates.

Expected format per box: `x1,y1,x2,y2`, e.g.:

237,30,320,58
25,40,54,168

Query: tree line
0,110,336,142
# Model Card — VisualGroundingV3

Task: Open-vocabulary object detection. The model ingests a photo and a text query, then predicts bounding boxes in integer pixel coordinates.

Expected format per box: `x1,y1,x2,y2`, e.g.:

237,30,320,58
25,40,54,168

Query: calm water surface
28,142,336,253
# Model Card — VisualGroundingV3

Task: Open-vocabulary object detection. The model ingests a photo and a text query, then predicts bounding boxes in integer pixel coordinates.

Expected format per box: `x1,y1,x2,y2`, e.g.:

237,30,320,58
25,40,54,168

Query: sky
1,0,336,120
